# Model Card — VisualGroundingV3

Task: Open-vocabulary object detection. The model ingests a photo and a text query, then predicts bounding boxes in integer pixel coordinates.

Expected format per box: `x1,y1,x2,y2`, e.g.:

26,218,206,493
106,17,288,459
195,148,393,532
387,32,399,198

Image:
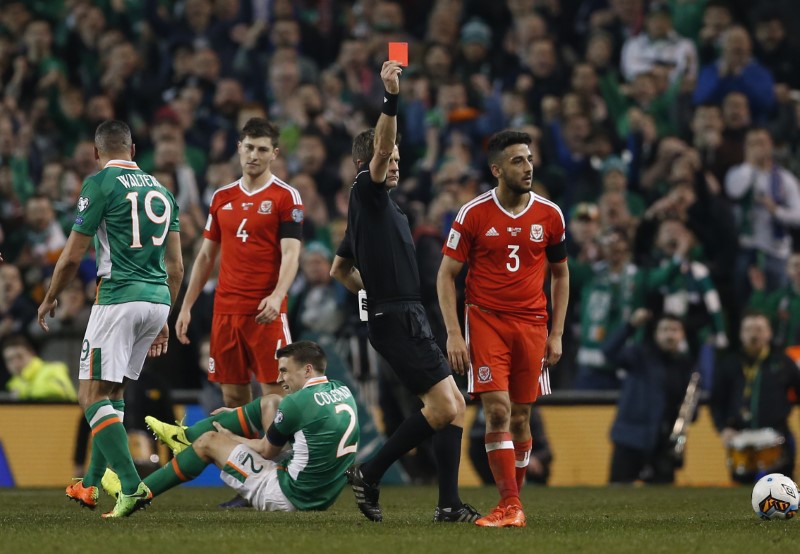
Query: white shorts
219,445,296,512
79,302,170,383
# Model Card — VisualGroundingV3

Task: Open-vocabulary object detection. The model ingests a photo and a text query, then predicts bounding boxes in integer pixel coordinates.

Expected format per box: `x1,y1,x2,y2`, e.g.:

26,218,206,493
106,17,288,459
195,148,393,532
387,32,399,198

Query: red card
388,42,408,66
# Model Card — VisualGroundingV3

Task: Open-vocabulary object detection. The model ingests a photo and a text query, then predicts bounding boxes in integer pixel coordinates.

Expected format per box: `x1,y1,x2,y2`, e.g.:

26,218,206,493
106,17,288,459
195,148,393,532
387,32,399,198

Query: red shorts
465,305,547,404
209,313,292,385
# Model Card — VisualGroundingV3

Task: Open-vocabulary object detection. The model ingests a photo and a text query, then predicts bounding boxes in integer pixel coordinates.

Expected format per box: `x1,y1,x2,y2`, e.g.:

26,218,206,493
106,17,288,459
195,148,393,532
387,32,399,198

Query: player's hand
212,421,236,439
545,333,562,366
210,407,235,415
380,60,402,95
446,333,470,375
175,309,191,345
37,297,58,332
148,323,169,357
256,294,281,324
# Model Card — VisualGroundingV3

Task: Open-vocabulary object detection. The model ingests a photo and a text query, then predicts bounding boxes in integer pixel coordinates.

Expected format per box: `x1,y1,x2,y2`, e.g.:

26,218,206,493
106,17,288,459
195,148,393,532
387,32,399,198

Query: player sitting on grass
101,341,359,515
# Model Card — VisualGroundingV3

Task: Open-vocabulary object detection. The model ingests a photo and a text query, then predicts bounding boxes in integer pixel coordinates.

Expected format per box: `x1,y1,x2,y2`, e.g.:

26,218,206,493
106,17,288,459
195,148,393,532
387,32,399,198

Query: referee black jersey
336,169,421,304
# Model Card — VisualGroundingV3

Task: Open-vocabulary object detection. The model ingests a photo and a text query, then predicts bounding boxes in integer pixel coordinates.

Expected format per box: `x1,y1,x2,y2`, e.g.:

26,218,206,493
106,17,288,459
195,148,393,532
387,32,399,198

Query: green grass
1,486,799,554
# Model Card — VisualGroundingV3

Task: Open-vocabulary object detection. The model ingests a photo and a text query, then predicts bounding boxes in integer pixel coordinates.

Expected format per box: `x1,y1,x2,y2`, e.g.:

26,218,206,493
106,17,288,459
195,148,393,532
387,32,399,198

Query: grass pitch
2,485,798,554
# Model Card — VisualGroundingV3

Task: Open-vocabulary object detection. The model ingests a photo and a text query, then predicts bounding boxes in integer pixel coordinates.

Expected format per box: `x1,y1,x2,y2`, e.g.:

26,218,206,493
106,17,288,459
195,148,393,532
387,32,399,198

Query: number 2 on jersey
237,219,249,243
126,190,171,248
335,403,357,457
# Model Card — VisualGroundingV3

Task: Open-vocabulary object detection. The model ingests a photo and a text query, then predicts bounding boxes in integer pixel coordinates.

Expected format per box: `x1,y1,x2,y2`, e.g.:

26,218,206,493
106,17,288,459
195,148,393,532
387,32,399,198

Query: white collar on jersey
104,159,139,169
239,175,275,196
491,188,534,219
303,376,329,388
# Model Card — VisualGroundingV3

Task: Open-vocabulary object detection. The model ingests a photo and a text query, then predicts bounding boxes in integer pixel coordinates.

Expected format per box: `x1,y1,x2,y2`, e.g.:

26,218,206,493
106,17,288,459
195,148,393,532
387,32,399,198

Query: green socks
144,447,207,497
85,399,140,495
186,399,263,441
82,399,126,487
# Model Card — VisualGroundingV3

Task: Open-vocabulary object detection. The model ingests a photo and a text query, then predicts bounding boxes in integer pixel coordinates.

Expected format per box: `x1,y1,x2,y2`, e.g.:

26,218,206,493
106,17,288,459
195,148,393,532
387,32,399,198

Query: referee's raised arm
369,61,402,184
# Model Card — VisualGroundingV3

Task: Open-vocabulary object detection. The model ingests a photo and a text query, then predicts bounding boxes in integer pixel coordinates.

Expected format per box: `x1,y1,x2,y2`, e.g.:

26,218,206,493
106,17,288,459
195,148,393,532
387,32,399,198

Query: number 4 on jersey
237,219,249,243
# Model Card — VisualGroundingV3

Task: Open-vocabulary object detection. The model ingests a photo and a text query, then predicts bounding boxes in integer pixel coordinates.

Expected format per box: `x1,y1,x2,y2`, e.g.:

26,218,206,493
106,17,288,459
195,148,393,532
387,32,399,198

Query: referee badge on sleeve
446,229,461,249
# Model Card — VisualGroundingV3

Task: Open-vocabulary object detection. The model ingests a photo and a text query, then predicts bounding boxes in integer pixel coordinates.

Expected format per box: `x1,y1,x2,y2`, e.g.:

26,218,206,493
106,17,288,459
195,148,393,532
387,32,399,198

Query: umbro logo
485,227,499,237
222,203,233,210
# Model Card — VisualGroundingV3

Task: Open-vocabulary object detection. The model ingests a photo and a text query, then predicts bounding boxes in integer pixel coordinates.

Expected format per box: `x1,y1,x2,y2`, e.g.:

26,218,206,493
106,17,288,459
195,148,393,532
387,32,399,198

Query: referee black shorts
367,302,452,395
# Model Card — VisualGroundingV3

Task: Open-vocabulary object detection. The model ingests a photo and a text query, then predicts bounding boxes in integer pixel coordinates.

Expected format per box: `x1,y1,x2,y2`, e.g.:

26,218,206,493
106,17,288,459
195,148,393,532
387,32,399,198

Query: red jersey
204,177,303,315
442,189,566,323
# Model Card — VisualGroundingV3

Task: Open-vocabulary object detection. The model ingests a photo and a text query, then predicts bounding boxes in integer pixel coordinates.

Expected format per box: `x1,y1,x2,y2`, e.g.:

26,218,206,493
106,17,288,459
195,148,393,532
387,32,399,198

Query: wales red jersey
442,189,566,323
204,177,303,315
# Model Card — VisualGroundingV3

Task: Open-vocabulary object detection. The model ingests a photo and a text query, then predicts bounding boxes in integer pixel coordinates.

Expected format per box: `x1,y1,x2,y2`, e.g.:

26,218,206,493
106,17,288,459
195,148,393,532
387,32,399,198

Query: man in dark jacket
604,311,694,483
711,311,800,482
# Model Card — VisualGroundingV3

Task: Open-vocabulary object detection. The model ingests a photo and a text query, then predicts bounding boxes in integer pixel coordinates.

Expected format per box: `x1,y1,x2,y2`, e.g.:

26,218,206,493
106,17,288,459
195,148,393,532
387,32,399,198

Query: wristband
382,91,398,116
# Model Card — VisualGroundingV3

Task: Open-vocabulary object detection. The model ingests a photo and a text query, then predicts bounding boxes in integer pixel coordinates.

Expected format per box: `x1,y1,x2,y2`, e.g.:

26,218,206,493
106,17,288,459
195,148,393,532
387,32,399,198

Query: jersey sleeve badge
291,208,304,222
77,196,90,212
446,228,461,249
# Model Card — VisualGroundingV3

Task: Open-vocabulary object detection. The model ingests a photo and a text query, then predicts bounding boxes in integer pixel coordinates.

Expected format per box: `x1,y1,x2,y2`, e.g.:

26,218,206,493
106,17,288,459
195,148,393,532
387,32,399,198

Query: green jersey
273,377,359,510
73,160,180,305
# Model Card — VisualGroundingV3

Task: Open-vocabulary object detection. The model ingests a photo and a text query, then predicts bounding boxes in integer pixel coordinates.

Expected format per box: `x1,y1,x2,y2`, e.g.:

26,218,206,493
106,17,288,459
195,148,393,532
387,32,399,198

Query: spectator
288,242,344,340
748,253,800,351
621,3,697,85
0,263,36,342
604,311,694,484
3,333,76,401
571,226,686,390
725,128,800,295
711,312,800,482
693,26,776,123
696,0,734,65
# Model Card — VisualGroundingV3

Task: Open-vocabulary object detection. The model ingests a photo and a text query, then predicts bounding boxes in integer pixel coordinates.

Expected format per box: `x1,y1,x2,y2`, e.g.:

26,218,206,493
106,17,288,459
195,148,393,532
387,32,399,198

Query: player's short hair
276,340,327,374
239,117,280,146
486,130,532,166
94,120,132,155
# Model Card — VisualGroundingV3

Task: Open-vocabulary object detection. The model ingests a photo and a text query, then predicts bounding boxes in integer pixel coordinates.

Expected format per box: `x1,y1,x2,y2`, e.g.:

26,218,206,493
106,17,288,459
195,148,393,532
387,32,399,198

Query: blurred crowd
2,0,800,423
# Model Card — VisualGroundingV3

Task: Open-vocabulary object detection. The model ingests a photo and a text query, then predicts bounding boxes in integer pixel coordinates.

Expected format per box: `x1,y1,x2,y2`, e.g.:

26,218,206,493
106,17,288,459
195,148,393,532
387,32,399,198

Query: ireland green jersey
73,160,180,305
273,377,359,510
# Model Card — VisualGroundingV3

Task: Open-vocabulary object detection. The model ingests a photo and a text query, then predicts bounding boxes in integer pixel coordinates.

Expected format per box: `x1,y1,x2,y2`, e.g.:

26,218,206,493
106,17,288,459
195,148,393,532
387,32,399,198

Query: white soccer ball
751,473,799,520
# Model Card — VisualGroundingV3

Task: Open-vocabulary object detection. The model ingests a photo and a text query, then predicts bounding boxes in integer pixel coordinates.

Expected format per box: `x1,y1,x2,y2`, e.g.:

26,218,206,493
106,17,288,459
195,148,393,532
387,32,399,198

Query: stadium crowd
2,0,800,482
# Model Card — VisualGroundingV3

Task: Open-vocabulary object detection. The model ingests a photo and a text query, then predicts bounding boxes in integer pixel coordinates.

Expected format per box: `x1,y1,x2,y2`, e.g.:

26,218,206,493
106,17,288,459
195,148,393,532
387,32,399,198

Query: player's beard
506,174,532,196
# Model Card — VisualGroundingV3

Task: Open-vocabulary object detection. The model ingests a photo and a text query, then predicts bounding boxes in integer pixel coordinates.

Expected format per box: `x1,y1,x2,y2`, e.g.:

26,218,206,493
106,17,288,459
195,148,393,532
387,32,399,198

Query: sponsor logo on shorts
208,357,215,374
477,365,492,383
259,200,272,214
530,224,544,242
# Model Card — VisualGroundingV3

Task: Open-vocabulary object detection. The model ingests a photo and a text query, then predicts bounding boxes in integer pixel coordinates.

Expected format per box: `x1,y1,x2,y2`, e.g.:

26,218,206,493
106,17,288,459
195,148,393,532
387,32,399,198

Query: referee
331,60,478,524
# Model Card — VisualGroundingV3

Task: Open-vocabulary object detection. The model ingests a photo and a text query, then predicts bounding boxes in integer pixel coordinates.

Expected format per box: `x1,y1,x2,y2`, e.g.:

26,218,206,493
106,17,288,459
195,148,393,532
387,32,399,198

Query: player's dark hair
351,128,401,169
276,340,327,374
240,117,280,147
94,120,132,155
486,130,532,166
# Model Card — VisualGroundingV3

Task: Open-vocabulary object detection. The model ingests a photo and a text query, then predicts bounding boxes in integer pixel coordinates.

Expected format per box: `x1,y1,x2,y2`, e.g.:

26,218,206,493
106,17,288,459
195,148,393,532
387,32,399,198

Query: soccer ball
751,473,799,520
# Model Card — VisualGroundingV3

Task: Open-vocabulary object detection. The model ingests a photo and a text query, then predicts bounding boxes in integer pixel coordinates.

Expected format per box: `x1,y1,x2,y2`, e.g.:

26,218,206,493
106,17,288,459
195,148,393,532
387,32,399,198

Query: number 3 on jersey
237,219,249,243
506,245,520,272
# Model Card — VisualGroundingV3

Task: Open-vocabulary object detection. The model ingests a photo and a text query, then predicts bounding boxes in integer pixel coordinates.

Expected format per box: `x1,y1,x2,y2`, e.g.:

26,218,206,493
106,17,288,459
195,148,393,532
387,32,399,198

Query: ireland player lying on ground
101,341,359,516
